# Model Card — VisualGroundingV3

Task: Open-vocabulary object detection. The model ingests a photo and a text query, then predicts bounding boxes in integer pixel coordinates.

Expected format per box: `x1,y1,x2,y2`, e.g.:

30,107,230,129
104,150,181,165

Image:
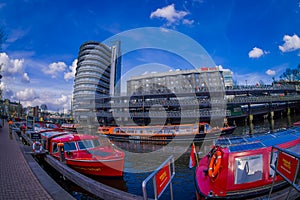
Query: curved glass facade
72,41,121,125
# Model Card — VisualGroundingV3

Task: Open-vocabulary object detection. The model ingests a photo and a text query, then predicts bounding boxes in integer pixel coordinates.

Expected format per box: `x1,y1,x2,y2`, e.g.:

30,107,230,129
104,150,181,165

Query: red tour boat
41,130,125,177
194,126,300,199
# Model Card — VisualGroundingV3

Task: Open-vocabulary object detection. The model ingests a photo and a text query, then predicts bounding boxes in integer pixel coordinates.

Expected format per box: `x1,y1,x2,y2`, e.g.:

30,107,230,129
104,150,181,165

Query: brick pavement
0,122,53,200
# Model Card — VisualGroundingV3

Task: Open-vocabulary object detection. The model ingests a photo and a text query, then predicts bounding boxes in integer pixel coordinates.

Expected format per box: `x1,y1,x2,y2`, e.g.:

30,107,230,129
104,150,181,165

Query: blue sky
0,0,299,111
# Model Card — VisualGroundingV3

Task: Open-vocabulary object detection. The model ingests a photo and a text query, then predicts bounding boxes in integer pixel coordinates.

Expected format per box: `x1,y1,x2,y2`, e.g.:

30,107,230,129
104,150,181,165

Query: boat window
64,142,77,151
137,128,143,134
78,139,101,150
127,128,135,133
145,128,153,134
193,124,198,132
114,128,125,133
178,128,186,133
153,128,162,134
52,143,58,153
235,154,263,184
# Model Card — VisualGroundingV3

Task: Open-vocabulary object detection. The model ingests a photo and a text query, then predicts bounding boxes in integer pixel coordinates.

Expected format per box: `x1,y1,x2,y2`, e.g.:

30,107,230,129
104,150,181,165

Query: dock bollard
58,143,65,162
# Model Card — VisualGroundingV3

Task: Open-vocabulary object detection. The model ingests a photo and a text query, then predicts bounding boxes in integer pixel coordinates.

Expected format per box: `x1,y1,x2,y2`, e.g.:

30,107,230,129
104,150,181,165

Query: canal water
41,113,300,200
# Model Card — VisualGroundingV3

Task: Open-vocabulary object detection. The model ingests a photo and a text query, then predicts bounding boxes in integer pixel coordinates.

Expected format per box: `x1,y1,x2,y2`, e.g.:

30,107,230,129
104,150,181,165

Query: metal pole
268,147,277,199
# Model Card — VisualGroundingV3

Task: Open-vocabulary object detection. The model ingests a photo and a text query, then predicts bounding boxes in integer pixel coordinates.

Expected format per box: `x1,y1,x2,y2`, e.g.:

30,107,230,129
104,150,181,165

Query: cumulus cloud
150,4,192,26
0,52,24,75
266,69,276,76
248,47,267,58
21,72,30,83
279,34,300,52
15,88,38,101
43,61,67,78
54,94,68,105
64,59,77,81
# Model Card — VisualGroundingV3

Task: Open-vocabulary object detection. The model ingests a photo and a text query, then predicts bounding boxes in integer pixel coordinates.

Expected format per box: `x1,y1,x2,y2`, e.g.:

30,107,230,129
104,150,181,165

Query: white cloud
64,59,77,81
150,4,190,26
43,61,67,78
279,34,300,52
16,88,38,101
54,94,68,105
0,52,24,75
6,28,29,43
0,81,4,91
266,69,276,76
21,72,30,83
182,19,194,25
248,47,266,58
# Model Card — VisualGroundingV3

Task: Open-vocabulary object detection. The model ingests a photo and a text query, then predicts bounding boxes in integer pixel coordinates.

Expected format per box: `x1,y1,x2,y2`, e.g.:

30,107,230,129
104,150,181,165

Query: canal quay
0,122,74,200
2,113,300,200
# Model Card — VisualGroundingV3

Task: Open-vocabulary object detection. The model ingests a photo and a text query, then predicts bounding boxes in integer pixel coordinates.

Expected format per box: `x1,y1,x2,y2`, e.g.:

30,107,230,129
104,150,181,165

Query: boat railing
142,155,175,200
269,145,300,199
107,124,199,136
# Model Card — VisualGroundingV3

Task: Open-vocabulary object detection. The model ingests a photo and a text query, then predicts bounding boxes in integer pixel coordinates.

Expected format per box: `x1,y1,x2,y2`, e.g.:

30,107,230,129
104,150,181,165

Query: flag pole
193,142,199,165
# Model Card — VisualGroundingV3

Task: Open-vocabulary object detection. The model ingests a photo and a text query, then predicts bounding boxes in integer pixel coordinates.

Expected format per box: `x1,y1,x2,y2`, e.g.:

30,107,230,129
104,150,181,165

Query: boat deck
216,126,300,152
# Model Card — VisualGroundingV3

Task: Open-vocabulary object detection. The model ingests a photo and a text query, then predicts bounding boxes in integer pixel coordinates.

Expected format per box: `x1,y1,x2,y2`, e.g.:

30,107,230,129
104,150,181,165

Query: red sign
155,164,171,197
277,151,299,182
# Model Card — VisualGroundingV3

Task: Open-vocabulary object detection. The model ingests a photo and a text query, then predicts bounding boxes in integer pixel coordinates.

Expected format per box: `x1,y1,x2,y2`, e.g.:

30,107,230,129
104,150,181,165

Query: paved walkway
0,122,53,200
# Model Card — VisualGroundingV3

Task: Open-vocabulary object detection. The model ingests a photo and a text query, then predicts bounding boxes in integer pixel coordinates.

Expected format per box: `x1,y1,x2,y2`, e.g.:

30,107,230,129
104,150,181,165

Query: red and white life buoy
32,141,43,153
208,149,222,180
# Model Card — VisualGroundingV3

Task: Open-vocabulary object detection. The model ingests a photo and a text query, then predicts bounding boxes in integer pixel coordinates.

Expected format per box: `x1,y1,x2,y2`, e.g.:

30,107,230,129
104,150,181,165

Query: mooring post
249,114,254,133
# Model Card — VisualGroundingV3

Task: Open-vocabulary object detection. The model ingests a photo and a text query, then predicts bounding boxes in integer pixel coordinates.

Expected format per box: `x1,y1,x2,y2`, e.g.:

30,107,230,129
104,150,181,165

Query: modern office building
72,41,121,125
127,67,233,95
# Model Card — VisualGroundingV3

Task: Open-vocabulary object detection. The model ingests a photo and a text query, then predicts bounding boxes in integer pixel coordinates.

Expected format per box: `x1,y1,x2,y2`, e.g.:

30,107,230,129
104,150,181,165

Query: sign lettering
277,151,298,182
155,164,171,197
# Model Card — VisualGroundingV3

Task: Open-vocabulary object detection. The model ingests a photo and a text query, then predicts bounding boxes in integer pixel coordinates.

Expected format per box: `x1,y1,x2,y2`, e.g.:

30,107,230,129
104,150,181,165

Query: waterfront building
127,66,233,95
72,41,121,125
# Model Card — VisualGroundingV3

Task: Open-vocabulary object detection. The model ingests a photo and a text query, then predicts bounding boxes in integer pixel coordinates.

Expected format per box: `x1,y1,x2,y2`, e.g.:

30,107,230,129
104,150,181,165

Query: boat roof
51,133,98,142
40,130,68,138
215,126,300,152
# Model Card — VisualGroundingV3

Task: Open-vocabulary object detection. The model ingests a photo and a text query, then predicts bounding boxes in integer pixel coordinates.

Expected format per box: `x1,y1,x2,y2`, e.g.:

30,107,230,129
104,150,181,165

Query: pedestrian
8,120,13,134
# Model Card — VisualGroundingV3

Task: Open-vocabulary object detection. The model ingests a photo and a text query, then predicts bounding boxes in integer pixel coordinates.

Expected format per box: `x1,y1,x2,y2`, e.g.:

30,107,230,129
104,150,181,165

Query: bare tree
279,65,300,82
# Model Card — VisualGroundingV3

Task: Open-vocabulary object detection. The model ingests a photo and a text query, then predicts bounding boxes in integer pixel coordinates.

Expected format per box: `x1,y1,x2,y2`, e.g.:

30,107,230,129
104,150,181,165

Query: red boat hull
66,158,125,177
293,121,300,126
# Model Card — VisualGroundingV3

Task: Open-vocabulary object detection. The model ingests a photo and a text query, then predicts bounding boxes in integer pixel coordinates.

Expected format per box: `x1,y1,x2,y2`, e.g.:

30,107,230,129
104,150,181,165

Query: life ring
32,141,43,153
208,150,222,179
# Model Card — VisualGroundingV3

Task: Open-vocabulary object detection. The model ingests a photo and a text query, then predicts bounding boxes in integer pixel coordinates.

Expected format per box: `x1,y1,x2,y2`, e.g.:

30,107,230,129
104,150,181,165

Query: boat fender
32,141,43,153
208,150,222,180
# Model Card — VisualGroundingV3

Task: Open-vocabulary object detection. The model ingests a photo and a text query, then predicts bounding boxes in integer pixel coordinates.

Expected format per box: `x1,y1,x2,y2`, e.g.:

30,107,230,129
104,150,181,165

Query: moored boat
293,121,300,126
98,122,236,142
40,130,125,177
194,127,300,199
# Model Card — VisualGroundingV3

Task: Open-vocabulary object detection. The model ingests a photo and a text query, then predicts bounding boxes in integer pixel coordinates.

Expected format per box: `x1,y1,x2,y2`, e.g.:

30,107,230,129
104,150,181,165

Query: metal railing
142,155,175,200
269,146,300,199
